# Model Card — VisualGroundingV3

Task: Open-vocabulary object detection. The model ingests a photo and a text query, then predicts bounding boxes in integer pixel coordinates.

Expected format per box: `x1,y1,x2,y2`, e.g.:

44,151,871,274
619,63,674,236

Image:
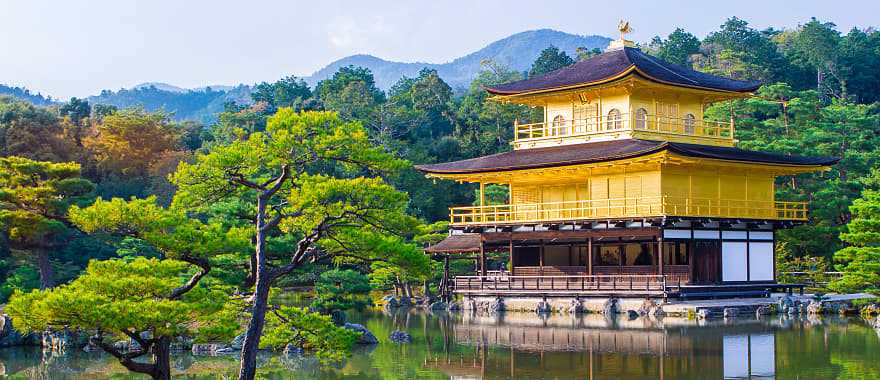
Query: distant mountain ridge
5,29,611,121
0,84,55,106
304,29,611,90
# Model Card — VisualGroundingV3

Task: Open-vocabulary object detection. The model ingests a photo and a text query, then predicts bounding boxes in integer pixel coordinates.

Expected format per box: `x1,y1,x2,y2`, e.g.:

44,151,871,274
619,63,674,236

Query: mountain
6,29,611,122
132,82,189,93
304,29,611,90
0,84,55,106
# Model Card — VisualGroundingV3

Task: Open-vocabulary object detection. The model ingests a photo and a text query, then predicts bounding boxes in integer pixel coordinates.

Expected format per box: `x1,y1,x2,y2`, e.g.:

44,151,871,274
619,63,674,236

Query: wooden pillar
539,239,545,275
442,254,450,301
479,182,486,223
479,238,486,277
508,233,514,275
658,236,664,276
587,237,593,276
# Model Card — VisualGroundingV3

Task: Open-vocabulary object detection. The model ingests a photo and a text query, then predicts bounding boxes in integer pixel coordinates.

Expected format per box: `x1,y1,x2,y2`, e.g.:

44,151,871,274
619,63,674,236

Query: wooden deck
453,274,680,297
451,273,800,299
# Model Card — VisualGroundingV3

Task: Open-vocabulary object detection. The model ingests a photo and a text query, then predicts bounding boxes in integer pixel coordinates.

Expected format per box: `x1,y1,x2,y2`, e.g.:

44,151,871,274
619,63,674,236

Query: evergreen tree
528,46,575,77
829,188,880,294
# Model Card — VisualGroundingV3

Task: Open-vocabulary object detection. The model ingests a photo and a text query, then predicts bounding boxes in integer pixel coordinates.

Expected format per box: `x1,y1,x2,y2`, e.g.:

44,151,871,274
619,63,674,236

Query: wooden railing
514,113,733,143
453,274,676,294
449,196,808,225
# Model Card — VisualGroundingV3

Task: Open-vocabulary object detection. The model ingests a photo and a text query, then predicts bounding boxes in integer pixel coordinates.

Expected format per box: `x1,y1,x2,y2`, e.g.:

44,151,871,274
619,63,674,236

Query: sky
2,0,879,99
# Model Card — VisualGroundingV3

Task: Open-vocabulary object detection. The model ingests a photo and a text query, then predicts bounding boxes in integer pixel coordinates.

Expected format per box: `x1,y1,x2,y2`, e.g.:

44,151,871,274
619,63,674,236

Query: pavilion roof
414,139,839,175
424,233,481,253
485,47,761,96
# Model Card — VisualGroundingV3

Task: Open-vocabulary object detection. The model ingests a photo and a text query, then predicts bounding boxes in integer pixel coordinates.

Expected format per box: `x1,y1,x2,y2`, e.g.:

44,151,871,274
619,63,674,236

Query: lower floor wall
485,225,776,285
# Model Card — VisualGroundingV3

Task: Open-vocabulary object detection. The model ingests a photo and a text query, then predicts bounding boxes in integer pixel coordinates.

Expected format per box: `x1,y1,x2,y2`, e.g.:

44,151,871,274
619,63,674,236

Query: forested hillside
86,84,253,123
0,85,54,106
2,16,880,304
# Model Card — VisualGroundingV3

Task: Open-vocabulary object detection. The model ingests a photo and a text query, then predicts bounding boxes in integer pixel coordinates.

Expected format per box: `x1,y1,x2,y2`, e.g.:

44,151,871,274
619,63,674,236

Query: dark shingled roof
414,139,838,174
485,47,762,95
425,234,481,253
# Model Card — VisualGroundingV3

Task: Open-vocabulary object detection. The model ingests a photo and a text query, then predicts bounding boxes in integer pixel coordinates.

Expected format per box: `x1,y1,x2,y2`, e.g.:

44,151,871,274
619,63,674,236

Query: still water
0,310,878,379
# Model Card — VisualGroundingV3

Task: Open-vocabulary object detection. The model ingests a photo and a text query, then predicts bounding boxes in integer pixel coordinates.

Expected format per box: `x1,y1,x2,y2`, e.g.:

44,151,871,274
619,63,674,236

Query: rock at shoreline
568,299,584,314
389,330,412,343
382,296,400,309
284,343,304,356
344,323,378,345
191,343,234,355
398,296,412,307
602,298,618,315
807,301,823,315
230,332,246,350
0,314,38,347
649,306,666,318
778,296,794,310
42,328,88,352
490,298,505,313
171,336,193,352
535,300,551,314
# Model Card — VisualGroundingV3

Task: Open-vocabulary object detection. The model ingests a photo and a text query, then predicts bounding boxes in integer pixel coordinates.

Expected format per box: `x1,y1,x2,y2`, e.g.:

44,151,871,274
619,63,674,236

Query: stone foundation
460,296,664,314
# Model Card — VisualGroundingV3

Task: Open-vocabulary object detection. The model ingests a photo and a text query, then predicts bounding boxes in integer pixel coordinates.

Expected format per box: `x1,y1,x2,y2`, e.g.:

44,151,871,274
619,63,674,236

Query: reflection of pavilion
426,313,776,380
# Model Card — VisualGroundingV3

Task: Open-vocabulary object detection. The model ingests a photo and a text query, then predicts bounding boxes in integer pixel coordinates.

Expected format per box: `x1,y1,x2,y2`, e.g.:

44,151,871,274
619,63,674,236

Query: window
625,243,655,266
634,108,648,129
594,245,622,266
552,115,568,136
606,108,622,130
513,246,540,266
573,104,597,133
662,242,690,265
684,113,696,135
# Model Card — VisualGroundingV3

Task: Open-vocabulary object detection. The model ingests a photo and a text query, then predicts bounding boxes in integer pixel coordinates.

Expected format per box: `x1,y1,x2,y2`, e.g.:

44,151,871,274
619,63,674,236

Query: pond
0,310,879,379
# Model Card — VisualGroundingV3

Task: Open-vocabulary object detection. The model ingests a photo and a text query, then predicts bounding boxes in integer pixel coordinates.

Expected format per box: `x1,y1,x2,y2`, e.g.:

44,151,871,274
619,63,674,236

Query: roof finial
607,20,637,51
618,20,633,40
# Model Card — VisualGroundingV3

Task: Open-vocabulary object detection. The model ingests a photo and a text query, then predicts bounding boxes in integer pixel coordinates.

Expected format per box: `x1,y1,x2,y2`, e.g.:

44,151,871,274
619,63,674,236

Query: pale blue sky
2,0,878,99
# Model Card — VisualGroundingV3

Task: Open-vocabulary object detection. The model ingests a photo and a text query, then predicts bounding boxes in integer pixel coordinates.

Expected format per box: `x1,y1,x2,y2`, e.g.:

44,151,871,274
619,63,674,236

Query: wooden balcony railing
453,274,676,294
514,113,733,144
450,196,808,225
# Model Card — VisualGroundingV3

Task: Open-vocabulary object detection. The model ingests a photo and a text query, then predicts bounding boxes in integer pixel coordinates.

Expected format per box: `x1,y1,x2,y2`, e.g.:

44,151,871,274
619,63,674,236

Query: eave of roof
413,139,839,175
424,233,481,253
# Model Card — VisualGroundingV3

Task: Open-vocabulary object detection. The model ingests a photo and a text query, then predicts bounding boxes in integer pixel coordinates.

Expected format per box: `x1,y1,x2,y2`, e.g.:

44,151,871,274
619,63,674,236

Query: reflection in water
0,310,879,379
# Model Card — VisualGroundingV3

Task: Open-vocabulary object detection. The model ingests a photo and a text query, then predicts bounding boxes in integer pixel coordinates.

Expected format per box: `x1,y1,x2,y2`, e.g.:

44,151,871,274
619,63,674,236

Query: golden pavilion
417,26,837,301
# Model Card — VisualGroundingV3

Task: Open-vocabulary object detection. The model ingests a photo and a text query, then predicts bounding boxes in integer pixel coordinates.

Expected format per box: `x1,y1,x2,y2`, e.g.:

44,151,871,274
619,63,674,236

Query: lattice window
606,108,622,130
634,107,648,129
552,115,568,136
684,113,696,134
573,103,598,133
512,187,540,204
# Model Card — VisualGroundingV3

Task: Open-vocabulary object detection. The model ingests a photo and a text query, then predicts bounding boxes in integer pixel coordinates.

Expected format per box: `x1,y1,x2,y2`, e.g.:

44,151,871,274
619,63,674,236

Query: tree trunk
403,281,413,298
238,197,271,380
243,253,257,289
36,249,54,289
151,337,172,380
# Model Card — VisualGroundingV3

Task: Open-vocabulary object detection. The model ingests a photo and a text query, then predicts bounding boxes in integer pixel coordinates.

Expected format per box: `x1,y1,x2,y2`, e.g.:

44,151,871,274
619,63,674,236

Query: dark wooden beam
480,227,660,243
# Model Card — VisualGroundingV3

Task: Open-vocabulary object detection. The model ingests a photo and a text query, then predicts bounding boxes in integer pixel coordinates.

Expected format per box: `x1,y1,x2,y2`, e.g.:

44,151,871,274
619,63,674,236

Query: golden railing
449,196,808,225
514,113,733,143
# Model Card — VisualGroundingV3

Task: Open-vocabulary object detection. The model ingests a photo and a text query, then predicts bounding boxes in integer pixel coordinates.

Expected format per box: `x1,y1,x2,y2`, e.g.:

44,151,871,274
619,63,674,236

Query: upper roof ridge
485,47,760,96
